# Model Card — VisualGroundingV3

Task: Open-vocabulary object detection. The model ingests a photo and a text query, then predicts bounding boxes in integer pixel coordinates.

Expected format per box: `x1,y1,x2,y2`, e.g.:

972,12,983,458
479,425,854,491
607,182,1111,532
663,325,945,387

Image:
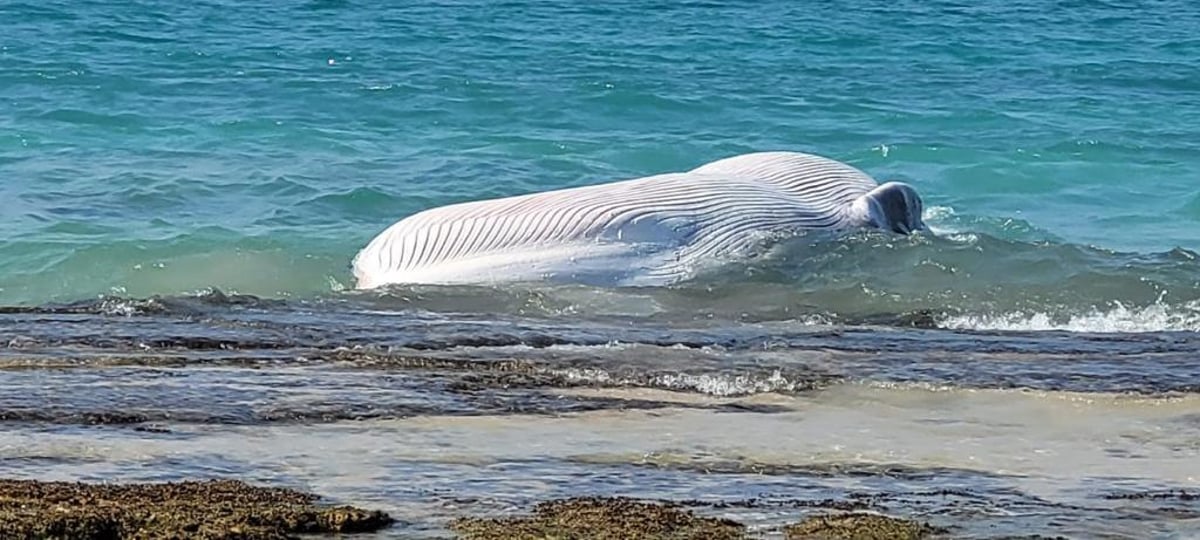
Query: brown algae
451,497,950,540
0,478,393,539
785,512,946,539
452,496,746,540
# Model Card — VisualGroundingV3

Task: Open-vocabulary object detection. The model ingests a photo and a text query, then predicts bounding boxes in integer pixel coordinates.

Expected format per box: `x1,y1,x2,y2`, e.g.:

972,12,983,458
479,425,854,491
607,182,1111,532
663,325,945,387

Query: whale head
856,182,926,235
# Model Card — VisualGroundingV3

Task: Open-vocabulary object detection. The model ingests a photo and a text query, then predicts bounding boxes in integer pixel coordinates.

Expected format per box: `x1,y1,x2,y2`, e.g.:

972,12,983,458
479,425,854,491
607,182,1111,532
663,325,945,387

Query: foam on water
551,367,805,397
941,299,1200,333
650,370,802,397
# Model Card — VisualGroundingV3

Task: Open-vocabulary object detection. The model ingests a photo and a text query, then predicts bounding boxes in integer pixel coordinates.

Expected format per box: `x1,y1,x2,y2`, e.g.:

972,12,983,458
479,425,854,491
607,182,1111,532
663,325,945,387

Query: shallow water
2,295,1199,537
3,0,1200,537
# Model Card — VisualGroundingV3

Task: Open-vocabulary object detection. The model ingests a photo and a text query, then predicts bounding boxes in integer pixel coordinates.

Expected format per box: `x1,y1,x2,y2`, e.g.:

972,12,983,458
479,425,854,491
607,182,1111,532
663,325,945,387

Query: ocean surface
2,0,1199,538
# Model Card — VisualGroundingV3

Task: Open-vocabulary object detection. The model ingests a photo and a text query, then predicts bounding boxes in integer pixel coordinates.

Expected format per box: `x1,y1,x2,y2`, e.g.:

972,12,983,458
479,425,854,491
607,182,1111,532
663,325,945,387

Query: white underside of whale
353,151,881,288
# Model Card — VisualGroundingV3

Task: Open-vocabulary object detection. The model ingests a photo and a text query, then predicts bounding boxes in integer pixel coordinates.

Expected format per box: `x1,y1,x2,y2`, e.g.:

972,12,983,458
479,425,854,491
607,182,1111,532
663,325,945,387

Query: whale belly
353,152,879,289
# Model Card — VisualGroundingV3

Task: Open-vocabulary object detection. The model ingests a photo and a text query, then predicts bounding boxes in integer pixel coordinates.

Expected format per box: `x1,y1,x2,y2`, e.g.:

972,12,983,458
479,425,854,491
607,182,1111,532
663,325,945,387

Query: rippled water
2,295,1199,536
4,0,1199,319
3,0,1199,537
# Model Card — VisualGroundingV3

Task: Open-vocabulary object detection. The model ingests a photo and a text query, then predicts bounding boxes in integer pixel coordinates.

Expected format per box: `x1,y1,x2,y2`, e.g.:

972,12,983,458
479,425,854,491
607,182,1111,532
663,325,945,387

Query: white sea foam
551,367,804,397
651,369,801,396
940,300,1200,333
921,205,961,236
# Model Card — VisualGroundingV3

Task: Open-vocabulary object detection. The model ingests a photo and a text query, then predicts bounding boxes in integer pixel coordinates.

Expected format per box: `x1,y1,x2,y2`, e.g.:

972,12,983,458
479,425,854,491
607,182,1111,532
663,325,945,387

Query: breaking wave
940,299,1200,333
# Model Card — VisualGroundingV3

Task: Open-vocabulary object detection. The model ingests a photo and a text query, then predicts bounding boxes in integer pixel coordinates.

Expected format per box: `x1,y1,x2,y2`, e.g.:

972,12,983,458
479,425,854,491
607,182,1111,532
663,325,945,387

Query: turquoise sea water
3,0,1199,324
4,3,1200,537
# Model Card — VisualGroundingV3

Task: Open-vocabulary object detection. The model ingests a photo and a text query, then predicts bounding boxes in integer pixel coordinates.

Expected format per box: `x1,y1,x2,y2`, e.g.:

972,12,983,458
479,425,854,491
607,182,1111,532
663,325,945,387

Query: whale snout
864,181,925,235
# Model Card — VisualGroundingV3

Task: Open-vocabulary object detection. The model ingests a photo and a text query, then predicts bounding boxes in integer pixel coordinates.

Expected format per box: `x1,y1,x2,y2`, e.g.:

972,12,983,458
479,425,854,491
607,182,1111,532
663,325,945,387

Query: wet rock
452,496,745,540
676,497,872,512
1104,489,1199,501
0,410,150,425
784,512,946,539
0,478,393,539
132,424,173,434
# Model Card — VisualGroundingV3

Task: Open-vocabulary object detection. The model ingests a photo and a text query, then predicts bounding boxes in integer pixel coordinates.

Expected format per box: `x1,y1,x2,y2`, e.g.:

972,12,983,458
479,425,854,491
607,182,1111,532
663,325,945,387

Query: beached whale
353,151,925,288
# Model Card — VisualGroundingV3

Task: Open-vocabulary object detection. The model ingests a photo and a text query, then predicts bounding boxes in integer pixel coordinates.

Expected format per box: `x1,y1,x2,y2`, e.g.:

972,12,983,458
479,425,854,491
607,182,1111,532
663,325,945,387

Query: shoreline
0,478,955,539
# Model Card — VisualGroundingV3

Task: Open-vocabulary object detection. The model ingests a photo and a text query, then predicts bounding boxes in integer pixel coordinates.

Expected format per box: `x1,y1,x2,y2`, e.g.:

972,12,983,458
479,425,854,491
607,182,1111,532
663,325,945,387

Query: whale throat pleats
353,152,883,288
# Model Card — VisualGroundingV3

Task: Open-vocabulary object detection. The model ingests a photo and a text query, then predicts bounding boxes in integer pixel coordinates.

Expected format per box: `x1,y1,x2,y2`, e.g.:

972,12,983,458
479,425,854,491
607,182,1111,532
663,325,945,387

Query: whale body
353,151,925,288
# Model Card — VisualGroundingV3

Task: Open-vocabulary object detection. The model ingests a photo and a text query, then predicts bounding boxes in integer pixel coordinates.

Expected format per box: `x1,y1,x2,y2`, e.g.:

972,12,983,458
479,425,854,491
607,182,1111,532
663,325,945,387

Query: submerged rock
452,496,745,540
785,512,946,539
0,478,392,539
